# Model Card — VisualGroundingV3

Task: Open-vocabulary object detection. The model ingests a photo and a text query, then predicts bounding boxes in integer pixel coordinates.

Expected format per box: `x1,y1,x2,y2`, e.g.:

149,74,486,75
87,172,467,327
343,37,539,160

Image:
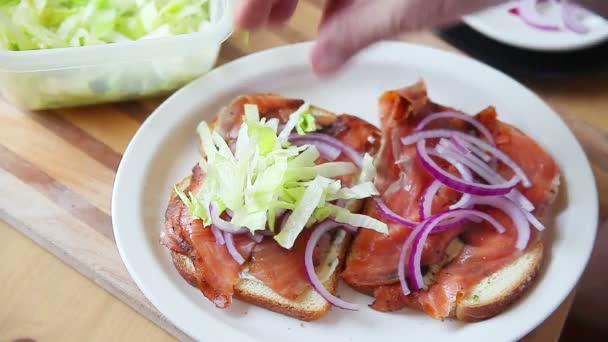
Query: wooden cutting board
1,2,607,340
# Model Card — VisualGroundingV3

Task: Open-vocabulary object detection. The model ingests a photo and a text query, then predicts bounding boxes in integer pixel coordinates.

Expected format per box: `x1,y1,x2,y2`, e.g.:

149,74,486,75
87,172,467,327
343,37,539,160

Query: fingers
311,0,409,75
311,0,503,75
269,0,299,25
234,0,298,30
319,0,354,30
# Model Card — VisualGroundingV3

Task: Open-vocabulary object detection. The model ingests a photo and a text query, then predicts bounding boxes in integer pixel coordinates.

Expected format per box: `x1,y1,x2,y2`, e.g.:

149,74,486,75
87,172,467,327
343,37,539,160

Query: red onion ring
305,221,359,310
562,2,590,33
224,231,245,264
373,197,417,228
289,138,341,161
525,210,546,231
398,209,508,294
518,0,561,31
211,226,226,245
468,196,531,250
427,150,473,211
209,202,248,234
416,111,495,145
402,129,532,187
435,141,538,217
452,136,492,162
289,133,363,167
417,140,520,196
449,136,468,154
419,180,443,220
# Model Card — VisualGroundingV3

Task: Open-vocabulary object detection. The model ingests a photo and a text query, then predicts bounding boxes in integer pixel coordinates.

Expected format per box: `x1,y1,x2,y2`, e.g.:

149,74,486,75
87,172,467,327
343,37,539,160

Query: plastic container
0,0,232,110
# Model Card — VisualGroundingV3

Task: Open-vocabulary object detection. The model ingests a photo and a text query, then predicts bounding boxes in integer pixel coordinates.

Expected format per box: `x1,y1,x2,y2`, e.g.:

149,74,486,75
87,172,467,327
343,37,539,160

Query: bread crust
456,242,544,322
168,202,354,321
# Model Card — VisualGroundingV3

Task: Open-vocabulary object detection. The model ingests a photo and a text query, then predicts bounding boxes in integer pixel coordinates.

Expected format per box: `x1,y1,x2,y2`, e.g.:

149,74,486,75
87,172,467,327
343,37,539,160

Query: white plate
463,1,608,51
113,42,598,342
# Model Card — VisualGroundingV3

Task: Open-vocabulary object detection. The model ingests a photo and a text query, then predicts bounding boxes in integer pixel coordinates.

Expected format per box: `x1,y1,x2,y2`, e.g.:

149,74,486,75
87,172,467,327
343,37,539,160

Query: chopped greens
181,104,388,249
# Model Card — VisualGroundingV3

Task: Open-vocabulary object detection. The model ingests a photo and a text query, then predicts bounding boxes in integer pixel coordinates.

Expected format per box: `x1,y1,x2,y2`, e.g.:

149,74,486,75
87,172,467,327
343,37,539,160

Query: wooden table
1,1,607,341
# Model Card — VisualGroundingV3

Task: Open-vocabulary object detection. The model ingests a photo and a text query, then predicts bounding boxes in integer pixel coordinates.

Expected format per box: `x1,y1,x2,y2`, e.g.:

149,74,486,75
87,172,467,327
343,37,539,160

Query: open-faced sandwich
160,81,560,322
161,94,387,320
342,81,560,321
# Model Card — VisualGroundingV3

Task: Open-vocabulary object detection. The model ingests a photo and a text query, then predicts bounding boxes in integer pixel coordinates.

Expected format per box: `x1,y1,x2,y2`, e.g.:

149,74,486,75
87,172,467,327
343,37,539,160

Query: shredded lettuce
181,104,387,249
358,153,377,183
296,111,316,135
0,0,211,50
278,103,310,143
330,204,388,234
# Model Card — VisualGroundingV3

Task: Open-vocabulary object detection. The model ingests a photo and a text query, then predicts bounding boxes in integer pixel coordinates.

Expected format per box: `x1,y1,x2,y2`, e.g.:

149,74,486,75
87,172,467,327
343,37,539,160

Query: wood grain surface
1,1,607,341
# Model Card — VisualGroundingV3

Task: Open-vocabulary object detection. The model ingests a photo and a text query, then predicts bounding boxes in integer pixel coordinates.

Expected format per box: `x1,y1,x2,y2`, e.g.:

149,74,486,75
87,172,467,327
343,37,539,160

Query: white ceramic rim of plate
112,41,598,341
463,3,608,51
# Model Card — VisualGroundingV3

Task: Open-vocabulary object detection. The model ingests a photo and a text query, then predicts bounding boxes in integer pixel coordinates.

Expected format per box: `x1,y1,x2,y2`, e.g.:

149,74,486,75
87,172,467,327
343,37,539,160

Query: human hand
234,0,502,74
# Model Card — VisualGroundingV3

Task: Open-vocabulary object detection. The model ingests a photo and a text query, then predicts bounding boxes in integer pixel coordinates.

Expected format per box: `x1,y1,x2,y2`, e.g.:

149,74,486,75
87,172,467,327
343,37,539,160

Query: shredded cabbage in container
176,104,388,249
0,0,211,50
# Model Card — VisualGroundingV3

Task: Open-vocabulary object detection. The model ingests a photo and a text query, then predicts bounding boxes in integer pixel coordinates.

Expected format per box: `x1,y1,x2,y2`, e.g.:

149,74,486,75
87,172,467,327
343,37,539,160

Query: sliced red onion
436,141,536,213
419,180,443,220
289,132,363,167
289,138,341,161
398,208,508,294
402,129,531,187
211,226,226,245
305,221,359,310
431,209,507,234
452,136,492,162
416,111,495,144
224,232,245,265
525,210,546,231
209,202,248,234
562,2,590,33
373,197,417,228
449,136,468,153
468,196,530,250
417,140,519,196
518,0,561,31
436,142,521,192
428,150,473,211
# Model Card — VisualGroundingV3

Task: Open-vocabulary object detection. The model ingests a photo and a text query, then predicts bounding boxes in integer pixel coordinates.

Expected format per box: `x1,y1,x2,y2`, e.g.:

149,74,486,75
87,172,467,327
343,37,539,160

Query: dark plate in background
438,24,608,80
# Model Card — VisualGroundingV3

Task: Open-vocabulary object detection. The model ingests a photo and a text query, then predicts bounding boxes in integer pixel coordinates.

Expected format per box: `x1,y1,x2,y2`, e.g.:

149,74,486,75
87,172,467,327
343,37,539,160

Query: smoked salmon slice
345,81,559,320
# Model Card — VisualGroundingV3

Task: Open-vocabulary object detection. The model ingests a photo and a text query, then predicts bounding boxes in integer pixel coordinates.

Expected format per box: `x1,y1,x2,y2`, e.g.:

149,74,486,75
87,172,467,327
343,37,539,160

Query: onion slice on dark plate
305,220,359,310
562,2,591,33
518,0,561,31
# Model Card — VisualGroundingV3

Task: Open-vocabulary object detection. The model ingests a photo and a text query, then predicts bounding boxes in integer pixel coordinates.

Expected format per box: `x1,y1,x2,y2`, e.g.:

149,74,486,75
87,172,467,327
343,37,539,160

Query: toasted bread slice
170,175,356,321
165,98,380,320
456,242,544,322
